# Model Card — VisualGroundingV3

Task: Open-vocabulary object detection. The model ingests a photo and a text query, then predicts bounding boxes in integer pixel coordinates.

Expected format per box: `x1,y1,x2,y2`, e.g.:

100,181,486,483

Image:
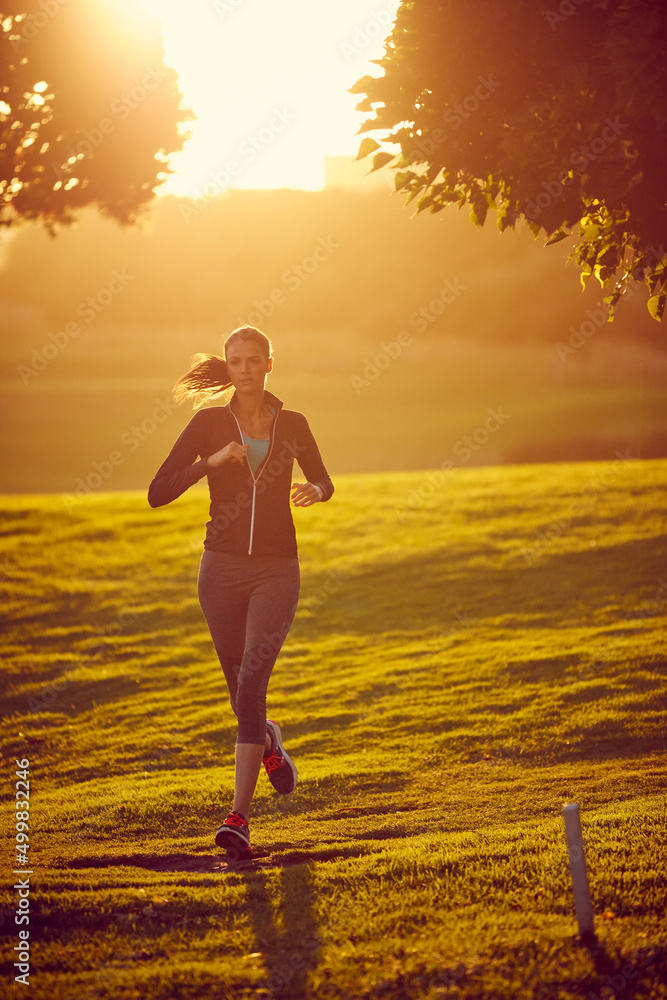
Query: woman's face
225,338,272,393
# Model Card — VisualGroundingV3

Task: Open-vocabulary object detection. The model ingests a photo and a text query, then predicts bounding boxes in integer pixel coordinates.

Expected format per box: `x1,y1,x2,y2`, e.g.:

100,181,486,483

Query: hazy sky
127,0,400,195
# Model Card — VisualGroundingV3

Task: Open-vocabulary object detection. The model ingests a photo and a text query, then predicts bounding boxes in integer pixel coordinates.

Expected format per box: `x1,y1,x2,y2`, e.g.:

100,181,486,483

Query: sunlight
103,0,399,195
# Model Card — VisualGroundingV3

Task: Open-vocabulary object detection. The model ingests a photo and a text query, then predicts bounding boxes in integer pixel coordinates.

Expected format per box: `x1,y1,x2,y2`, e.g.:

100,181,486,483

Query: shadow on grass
49,851,326,998
2,673,147,720
301,534,667,637
240,861,322,1000
582,935,666,999
58,843,374,874
0,589,94,636
354,934,667,1000
504,656,581,682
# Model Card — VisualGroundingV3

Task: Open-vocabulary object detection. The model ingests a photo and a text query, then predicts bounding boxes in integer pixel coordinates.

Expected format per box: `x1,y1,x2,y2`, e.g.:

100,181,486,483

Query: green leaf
348,75,378,95
392,128,415,147
355,138,381,161
594,263,617,285
580,263,593,289
647,293,666,321
648,269,666,294
393,170,415,190
579,222,600,240
416,192,435,212
357,119,383,135
470,202,488,227
602,287,624,322
603,288,623,308
545,229,569,246
354,97,375,113
370,151,396,172
404,183,425,205
497,211,517,234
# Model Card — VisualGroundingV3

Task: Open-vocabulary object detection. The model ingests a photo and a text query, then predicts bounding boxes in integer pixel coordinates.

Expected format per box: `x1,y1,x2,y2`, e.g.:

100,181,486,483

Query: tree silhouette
353,0,667,321
1,0,191,230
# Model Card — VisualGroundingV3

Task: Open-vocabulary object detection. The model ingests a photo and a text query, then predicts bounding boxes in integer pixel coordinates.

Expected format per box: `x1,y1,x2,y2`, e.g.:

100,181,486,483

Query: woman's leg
199,552,299,825
197,551,248,719
232,743,266,818
232,557,300,816
234,557,300,744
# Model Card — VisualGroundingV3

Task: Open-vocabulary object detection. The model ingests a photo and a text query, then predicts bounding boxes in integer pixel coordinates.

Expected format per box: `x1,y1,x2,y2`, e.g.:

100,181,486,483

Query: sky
122,0,400,195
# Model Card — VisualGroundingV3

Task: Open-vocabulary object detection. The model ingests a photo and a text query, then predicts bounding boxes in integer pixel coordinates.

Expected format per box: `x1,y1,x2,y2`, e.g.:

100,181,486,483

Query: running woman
148,326,333,856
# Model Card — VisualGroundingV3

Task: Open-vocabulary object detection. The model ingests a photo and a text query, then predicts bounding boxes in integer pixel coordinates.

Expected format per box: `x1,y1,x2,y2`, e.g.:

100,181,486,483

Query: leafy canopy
352,0,667,321
1,0,191,231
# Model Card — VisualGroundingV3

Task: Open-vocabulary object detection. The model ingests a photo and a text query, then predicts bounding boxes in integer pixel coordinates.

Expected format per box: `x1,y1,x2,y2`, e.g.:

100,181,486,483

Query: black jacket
148,391,333,557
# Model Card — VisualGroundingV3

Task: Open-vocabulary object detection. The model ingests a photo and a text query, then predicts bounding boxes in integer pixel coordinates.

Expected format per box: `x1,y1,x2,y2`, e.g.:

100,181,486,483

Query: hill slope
1,460,666,999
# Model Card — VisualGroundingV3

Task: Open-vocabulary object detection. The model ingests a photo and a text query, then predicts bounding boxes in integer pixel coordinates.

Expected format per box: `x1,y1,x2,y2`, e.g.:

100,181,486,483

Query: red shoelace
262,749,284,773
224,811,247,829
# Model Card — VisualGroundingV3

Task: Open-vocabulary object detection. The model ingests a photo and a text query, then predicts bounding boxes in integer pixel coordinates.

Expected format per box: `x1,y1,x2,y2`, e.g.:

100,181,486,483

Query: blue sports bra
239,404,275,475
242,435,270,475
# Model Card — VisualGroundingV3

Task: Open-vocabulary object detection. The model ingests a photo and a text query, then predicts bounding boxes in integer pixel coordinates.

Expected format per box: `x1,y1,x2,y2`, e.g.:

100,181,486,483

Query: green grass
1,459,666,999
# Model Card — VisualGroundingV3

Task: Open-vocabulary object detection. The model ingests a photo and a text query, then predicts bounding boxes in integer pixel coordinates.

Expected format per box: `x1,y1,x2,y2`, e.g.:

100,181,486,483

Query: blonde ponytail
173,354,232,407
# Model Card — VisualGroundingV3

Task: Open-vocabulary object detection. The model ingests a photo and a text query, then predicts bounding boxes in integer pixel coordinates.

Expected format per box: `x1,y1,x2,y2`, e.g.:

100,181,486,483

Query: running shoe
263,720,298,795
214,810,250,856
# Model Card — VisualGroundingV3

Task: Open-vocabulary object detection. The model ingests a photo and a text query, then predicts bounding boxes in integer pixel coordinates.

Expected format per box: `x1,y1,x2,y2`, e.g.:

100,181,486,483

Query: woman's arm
292,413,334,504
147,411,210,508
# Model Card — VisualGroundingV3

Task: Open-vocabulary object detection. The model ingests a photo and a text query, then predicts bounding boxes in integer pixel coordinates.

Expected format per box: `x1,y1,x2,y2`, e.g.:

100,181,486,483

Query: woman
148,326,333,857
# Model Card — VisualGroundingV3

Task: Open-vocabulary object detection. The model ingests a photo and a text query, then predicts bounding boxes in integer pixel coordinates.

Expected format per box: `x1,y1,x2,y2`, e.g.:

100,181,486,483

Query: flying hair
172,327,273,408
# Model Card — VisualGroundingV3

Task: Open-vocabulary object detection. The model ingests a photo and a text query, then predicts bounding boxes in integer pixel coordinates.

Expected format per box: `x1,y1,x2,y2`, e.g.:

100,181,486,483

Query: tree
352,0,667,321
1,0,191,230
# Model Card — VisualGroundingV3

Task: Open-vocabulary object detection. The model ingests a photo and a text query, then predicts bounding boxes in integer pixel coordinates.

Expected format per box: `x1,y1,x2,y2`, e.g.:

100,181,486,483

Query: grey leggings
197,550,300,745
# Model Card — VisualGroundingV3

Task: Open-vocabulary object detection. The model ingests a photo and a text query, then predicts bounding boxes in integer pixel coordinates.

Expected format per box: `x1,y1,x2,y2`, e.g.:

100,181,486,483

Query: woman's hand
291,482,321,507
207,442,249,469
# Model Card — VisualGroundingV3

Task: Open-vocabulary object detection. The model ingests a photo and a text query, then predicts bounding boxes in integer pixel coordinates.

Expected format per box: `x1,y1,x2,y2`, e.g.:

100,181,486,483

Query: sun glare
109,0,399,196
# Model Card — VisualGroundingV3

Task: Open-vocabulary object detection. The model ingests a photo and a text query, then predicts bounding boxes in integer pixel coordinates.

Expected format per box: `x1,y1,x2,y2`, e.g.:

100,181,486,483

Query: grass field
1,459,666,999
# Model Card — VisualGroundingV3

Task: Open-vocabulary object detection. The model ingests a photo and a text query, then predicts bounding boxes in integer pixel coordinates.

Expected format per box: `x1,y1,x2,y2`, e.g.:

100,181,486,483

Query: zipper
230,403,279,555
248,480,257,555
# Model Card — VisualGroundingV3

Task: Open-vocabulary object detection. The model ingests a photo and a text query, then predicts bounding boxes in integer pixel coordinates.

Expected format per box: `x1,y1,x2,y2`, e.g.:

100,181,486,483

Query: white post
562,802,595,940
